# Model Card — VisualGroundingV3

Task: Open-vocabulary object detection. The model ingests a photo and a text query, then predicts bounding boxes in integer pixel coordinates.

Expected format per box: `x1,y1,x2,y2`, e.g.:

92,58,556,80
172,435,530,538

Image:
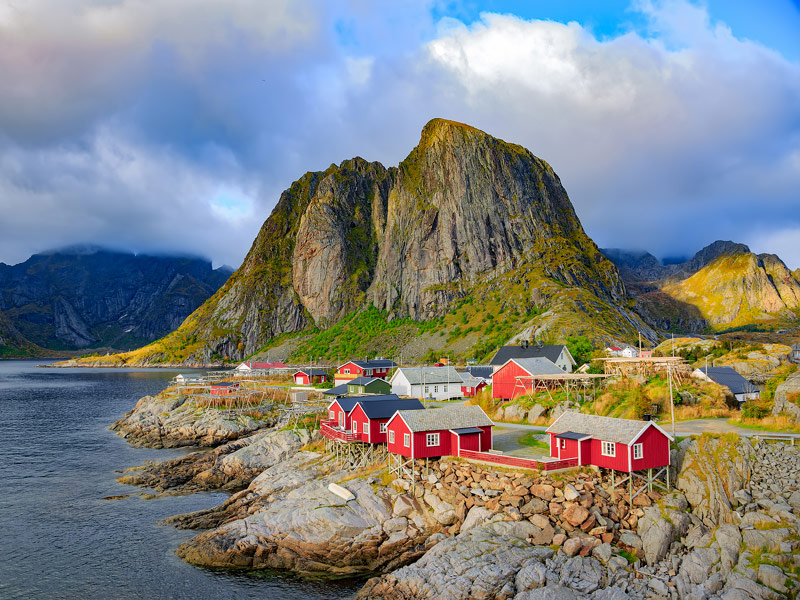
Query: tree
565,335,594,367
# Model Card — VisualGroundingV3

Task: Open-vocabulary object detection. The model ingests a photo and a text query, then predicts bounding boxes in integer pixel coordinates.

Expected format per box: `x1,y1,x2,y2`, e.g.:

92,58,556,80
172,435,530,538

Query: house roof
504,357,565,376
698,367,758,396
489,344,570,366
176,373,202,379
460,366,494,380
356,397,425,419
546,410,671,445
341,359,398,370
394,366,462,385
323,384,350,396
459,375,485,388
295,368,328,377
330,394,401,413
607,347,622,352
555,431,590,441
348,377,388,387
241,361,288,369
211,382,238,387
392,405,493,433
451,427,483,435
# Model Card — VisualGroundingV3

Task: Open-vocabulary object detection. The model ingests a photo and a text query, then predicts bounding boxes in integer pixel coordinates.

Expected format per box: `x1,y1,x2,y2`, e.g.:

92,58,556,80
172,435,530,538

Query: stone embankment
110,392,275,448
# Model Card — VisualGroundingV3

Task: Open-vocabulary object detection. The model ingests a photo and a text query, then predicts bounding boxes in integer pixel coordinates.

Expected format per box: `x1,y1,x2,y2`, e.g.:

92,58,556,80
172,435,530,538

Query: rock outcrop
771,370,800,422
110,392,275,448
118,428,310,493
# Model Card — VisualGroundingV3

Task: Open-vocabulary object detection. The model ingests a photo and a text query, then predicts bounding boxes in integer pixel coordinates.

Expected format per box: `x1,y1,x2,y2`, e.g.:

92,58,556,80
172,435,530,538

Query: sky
0,0,799,269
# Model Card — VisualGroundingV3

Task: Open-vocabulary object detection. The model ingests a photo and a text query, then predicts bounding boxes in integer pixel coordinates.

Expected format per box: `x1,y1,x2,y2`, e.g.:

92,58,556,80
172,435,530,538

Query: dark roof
343,359,398,369
460,366,494,380
451,427,483,435
348,377,388,387
701,367,758,396
295,368,328,376
323,384,350,396
211,382,238,387
329,394,402,413
490,344,569,366
356,397,424,419
555,431,590,440
546,410,670,444
506,357,565,376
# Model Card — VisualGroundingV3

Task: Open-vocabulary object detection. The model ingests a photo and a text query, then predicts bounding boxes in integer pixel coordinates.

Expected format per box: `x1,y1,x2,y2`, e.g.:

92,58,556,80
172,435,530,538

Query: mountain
0,246,232,353
603,242,800,332
93,118,655,366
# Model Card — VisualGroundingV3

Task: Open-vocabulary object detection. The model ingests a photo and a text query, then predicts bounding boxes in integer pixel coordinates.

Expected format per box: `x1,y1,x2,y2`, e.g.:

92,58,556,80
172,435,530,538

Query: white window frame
388,430,395,443
559,438,566,449
344,368,350,374
352,420,358,432
601,441,616,457
633,443,643,460
426,433,440,447
404,433,410,447
434,385,439,393
443,384,448,392
363,422,368,434
329,410,334,420
365,369,372,376
380,422,387,433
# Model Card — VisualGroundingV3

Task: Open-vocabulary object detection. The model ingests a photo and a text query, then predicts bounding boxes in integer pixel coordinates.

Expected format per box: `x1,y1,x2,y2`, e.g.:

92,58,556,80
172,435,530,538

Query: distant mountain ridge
602,241,800,332
0,247,232,355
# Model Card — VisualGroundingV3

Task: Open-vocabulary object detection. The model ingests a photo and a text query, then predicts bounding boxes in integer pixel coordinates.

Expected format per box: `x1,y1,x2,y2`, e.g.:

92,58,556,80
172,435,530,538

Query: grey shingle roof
546,410,665,444
323,384,350,396
395,366,462,385
296,368,328,377
460,366,494,380
394,405,493,432
330,394,401,413
459,375,485,388
507,357,565,376
348,377,385,386
490,344,569,366
700,367,758,396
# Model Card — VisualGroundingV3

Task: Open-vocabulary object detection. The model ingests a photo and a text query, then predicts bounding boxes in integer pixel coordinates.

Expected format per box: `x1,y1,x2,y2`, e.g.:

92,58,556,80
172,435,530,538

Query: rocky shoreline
114,391,800,599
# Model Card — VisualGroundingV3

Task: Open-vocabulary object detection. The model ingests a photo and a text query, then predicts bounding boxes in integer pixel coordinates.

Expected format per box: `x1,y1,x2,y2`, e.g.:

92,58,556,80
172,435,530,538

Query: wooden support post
648,468,652,493
667,466,670,490
629,474,633,506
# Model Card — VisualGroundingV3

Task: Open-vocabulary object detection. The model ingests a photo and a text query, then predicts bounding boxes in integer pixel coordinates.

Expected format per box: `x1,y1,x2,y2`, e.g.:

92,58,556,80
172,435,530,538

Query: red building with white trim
209,382,240,396
293,368,328,385
492,357,566,400
335,359,398,385
386,405,493,459
545,411,672,473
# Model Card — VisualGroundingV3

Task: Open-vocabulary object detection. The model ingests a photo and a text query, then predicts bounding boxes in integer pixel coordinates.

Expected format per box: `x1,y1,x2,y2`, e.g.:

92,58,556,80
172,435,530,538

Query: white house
390,366,463,401
489,342,576,373
692,367,760,403
174,373,204,385
621,347,639,358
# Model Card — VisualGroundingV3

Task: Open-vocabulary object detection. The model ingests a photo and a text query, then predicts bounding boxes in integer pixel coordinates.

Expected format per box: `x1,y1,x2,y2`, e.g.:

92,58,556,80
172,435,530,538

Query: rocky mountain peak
686,240,751,272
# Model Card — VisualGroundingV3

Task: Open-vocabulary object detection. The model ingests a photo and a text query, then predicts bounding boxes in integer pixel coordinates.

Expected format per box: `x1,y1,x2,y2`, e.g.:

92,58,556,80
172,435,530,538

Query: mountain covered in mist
0,246,232,356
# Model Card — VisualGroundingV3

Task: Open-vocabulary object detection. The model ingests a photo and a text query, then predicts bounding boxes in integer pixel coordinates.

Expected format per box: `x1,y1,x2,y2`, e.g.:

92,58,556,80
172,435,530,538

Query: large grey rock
462,506,495,532
742,528,789,552
356,521,545,599
527,404,546,423
771,372,800,423
557,557,606,594
714,524,742,576
638,506,690,566
757,564,788,594
679,547,719,585
515,585,579,600
591,587,631,600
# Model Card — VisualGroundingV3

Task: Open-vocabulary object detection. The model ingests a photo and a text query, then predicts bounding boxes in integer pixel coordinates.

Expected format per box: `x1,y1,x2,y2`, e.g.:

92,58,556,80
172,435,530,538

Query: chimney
521,339,529,349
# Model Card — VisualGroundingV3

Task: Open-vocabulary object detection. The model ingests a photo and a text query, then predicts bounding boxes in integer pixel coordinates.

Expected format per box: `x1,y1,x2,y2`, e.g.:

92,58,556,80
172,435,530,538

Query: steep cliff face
95,119,651,366
0,247,231,351
604,242,800,332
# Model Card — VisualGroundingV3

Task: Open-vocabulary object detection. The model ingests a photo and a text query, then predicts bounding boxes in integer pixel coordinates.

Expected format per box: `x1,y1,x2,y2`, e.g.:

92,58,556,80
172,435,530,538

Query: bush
742,400,771,420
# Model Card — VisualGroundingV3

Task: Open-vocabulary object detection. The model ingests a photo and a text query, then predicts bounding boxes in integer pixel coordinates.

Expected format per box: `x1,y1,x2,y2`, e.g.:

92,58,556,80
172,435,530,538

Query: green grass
517,432,549,449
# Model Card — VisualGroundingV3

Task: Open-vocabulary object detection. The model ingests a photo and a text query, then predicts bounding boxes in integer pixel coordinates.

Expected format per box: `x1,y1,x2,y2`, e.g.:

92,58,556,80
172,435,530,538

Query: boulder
527,404,546,423
637,506,690,566
557,556,606,594
563,505,590,527
531,484,555,501
462,506,495,532
515,585,579,600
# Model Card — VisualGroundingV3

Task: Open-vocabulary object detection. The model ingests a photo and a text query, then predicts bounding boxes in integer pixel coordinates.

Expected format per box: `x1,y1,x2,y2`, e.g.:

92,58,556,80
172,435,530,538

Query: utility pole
668,363,675,439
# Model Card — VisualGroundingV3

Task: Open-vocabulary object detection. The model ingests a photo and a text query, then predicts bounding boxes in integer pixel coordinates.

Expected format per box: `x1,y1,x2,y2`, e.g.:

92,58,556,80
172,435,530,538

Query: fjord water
0,360,360,599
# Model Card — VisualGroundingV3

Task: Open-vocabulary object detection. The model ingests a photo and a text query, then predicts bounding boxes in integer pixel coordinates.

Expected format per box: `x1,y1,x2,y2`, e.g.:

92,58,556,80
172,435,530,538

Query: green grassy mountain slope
77,119,656,366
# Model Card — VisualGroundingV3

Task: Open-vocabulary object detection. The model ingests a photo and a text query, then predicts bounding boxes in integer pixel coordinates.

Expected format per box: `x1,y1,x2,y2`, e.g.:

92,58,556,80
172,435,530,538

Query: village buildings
347,377,392,395
335,359,398,385
490,341,576,373
385,405,494,459
349,397,425,444
492,357,567,400
692,366,760,403
293,368,328,385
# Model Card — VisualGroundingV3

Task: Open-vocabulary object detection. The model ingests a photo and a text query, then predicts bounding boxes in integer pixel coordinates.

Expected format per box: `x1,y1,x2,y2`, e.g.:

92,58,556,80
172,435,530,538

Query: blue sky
0,0,798,269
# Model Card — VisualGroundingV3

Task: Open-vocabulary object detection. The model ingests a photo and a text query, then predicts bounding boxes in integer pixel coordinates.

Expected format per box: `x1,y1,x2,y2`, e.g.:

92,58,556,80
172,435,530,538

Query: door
338,411,344,428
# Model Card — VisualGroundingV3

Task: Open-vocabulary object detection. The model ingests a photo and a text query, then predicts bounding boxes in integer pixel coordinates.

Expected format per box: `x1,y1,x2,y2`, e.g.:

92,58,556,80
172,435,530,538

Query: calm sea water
0,360,361,600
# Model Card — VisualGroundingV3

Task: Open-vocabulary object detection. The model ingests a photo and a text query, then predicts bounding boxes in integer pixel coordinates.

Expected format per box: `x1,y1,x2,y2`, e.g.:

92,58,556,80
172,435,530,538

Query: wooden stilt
648,468,653,493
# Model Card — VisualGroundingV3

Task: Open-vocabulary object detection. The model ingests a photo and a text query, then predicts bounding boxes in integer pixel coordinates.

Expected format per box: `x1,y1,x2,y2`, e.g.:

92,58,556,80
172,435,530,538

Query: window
633,443,643,460
601,441,616,457
363,422,368,434
426,433,440,447
434,385,439,393
559,439,565,449
380,422,387,433
352,420,358,432
365,369,372,376
404,433,410,447
329,410,334,420
443,385,448,392
424,385,429,393
388,430,395,443
344,368,350,374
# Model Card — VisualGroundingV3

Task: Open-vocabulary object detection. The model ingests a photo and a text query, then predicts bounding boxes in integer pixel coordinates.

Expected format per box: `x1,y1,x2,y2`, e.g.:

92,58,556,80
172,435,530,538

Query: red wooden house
386,405,494,459
545,411,672,473
335,359,398,385
460,375,487,398
492,357,566,400
209,382,240,396
293,368,328,385
326,394,401,431
349,397,425,444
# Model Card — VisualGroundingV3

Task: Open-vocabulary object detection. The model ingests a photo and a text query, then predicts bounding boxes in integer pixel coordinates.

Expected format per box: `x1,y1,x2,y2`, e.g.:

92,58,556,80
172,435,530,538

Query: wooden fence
458,449,577,471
